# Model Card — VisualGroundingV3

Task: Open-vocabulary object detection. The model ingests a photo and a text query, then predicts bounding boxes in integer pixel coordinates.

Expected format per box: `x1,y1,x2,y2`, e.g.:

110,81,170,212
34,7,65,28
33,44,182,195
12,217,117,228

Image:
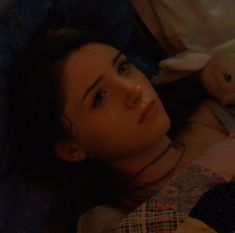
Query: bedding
131,0,235,54
0,1,167,232
111,144,235,233
77,100,235,233
3,1,234,232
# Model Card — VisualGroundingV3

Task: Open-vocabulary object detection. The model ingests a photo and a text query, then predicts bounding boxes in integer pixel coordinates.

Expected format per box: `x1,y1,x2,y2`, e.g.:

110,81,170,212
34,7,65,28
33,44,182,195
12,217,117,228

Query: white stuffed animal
152,39,235,106
200,53,235,106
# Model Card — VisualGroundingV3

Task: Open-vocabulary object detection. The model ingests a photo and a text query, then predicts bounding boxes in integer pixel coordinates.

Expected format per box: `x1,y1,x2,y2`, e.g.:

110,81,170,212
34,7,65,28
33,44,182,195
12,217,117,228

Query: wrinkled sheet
131,0,235,54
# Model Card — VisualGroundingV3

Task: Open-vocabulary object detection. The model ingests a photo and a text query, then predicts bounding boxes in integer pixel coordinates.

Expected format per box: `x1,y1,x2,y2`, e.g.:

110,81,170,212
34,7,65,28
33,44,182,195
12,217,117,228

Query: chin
152,115,171,135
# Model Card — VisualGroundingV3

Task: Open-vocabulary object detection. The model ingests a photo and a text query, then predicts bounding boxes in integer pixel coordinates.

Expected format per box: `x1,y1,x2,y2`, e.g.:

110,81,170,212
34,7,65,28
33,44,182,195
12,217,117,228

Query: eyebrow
82,51,123,102
112,51,123,65
82,75,103,102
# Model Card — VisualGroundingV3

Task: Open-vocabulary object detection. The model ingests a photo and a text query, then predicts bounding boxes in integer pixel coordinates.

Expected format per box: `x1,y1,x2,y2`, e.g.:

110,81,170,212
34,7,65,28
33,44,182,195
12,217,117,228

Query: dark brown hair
9,29,119,176
8,29,121,232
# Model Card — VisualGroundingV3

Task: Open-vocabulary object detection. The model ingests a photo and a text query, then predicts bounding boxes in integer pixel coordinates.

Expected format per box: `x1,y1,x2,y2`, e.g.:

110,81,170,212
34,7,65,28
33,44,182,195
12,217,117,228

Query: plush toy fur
152,39,235,106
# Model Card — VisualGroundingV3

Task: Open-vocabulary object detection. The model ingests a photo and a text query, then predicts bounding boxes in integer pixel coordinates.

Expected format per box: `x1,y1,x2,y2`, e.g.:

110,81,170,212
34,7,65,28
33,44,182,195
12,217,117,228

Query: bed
1,0,235,232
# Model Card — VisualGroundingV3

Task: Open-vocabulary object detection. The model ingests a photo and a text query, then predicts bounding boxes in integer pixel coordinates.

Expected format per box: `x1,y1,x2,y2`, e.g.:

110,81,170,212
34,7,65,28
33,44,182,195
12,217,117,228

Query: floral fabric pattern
153,166,220,213
112,165,223,233
112,200,187,233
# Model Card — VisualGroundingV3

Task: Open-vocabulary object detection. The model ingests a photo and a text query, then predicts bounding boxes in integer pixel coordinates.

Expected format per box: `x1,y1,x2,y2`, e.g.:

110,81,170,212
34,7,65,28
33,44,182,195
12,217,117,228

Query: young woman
9,29,235,233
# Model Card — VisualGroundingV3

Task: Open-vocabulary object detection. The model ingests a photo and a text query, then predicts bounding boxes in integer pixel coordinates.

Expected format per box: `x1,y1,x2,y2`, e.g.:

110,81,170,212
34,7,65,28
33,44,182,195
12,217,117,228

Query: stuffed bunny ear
159,51,211,71
151,69,191,85
213,39,235,54
152,51,211,85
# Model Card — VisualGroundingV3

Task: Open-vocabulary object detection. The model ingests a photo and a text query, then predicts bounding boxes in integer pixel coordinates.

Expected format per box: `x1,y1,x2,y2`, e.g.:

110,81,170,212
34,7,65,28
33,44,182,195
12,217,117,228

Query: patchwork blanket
112,139,235,233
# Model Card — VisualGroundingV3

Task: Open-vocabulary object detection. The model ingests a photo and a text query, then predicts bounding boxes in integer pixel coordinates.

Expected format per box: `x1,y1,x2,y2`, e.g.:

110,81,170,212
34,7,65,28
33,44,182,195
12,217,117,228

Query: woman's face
61,43,170,162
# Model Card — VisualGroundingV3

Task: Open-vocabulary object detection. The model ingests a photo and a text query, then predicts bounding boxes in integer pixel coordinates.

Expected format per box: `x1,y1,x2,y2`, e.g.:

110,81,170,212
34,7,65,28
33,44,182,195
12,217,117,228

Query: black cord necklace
122,142,185,190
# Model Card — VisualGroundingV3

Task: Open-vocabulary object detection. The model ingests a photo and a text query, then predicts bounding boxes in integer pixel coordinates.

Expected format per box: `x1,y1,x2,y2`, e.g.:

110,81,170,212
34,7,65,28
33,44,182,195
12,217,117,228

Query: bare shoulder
187,100,227,132
189,100,215,121
175,100,228,160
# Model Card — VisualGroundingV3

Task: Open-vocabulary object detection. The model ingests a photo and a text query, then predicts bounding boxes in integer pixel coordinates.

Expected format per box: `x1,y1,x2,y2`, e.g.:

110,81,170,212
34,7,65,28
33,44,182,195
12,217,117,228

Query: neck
109,135,175,185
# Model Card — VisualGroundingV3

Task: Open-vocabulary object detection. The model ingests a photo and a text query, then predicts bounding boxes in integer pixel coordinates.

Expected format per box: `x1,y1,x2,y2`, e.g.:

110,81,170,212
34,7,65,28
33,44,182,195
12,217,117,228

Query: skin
55,42,172,177
54,43,230,187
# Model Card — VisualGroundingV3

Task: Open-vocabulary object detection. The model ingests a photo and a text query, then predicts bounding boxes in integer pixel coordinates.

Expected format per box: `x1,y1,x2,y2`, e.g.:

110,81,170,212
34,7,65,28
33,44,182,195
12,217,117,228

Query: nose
118,80,143,109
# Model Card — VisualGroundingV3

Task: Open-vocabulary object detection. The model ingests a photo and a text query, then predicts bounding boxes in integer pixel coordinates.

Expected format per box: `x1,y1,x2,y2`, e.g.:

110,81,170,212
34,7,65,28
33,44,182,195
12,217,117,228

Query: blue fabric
0,169,52,233
189,182,235,233
0,0,166,232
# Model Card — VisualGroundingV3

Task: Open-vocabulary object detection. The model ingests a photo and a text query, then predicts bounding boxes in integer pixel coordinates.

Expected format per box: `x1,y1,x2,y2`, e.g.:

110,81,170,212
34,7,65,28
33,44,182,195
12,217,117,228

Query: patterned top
111,165,222,233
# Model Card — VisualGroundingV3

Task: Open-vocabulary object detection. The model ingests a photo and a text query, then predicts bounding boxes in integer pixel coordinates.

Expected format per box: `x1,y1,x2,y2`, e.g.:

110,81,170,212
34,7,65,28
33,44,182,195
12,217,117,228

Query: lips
138,100,156,124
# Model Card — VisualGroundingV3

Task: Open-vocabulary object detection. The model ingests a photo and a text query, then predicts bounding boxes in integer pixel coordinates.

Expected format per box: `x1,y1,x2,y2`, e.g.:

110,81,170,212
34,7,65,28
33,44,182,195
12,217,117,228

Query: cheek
75,110,127,141
73,109,170,161
74,114,115,146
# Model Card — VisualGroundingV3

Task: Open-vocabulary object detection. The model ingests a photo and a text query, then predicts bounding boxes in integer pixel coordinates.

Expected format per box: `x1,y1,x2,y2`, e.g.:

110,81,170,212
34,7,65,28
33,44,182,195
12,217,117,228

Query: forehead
63,42,119,85
65,42,118,69
62,43,119,110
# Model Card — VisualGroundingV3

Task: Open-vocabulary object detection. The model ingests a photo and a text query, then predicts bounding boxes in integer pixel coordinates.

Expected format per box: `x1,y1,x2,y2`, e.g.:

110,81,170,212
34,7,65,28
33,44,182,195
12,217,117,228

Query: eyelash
92,59,130,108
118,59,130,74
92,91,107,108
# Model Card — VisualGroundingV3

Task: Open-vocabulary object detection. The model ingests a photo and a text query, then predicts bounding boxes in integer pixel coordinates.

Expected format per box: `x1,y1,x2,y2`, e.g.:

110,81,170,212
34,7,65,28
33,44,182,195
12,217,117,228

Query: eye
92,91,107,108
118,60,130,74
223,70,232,82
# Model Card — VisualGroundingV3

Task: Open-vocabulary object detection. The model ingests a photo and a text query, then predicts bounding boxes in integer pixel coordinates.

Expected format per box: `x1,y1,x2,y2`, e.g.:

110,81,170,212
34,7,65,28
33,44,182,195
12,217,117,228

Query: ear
54,139,87,162
159,51,211,71
151,69,192,85
151,51,211,85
